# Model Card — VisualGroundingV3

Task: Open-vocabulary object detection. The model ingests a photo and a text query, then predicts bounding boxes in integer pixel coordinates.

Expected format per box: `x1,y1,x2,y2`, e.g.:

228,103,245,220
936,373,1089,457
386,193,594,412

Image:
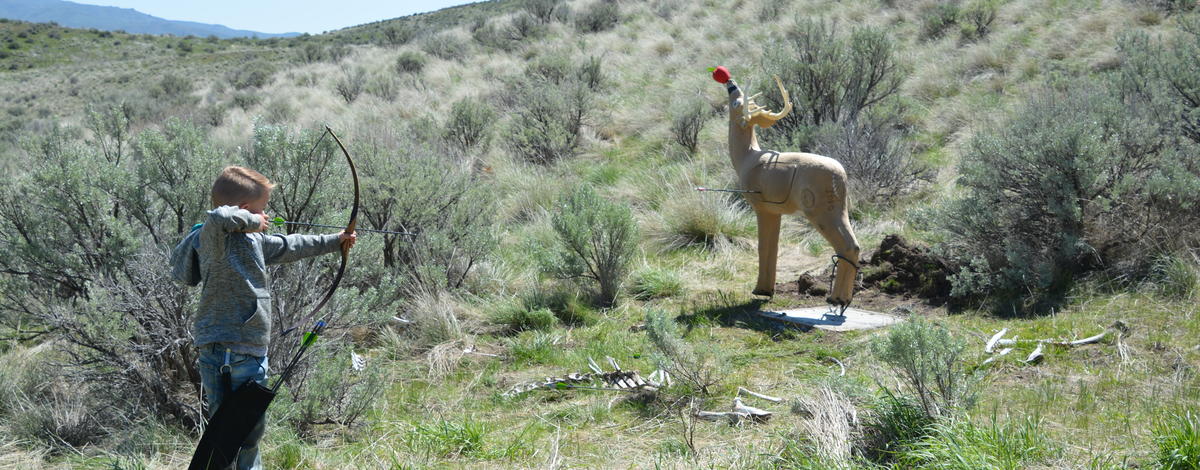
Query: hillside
0,0,299,38
0,0,1198,468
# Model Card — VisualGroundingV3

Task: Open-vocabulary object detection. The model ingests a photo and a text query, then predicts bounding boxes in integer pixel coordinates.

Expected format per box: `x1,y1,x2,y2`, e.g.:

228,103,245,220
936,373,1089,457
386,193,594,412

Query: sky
67,0,478,34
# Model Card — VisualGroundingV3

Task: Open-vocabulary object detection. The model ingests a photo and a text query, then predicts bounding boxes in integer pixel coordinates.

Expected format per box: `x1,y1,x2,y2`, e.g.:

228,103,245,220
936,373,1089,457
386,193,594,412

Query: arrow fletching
301,331,318,348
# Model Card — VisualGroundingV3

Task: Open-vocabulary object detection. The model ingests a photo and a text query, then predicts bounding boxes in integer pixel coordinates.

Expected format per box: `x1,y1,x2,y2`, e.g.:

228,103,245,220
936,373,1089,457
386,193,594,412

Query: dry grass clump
491,156,568,223
645,185,756,251
790,386,861,464
404,289,470,349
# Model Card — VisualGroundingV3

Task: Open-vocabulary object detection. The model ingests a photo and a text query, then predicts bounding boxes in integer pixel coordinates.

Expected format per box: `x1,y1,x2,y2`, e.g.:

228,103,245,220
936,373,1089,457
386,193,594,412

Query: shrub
0,349,111,451
367,74,399,101
524,0,563,24
277,344,383,435
509,12,545,41
644,309,724,395
939,82,1200,310
150,73,194,100
334,65,367,103
357,138,496,293
263,96,296,123
395,50,427,75
526,53,575,84
870,318,978,419
758,0,793,21
1154,410,1200,469
421,32,469,61
0,127,135,300
0,122,258,434
444,96,497,154
8,379,108,451
576,1,621,33
669,96,708,155
131,118,223,235
811,109,932,209
244,125,343,229
31,248,206,431
507,79,594,164
545,185,638,307
226,60,276,89
759,18,906,149
1118,18,1200,145
921,1,961,40
1139,0,1197,14
201,104,226,127
298,42,324,63
381,24,416,46
578,55,605,90
327,43,351,62
959,0,999,41
232,92,261,110
85,102,133,164
471,18,514,50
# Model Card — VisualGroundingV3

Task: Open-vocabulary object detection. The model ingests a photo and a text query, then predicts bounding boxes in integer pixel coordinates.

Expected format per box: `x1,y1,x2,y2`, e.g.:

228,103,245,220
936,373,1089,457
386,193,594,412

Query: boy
170,166,355,470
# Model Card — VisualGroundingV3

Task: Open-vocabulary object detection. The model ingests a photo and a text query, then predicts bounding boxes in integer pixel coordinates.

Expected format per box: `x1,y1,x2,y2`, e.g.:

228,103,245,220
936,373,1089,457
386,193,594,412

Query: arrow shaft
696,187,760,194
280,221,415,236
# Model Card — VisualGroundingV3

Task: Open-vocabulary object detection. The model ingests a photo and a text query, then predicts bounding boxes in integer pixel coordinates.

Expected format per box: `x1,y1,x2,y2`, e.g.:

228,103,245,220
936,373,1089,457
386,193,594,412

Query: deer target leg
809,211,860,307
753,211,782,297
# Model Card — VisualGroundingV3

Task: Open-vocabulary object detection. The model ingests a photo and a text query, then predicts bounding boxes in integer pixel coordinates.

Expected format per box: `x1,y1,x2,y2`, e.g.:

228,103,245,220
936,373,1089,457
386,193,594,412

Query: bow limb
301,126,360,328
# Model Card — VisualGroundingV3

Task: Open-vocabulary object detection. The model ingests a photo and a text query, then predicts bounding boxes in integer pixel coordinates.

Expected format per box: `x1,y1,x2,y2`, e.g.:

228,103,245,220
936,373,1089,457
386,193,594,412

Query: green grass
897,416,1062,469
1154,410,1200,469
629,265,686,300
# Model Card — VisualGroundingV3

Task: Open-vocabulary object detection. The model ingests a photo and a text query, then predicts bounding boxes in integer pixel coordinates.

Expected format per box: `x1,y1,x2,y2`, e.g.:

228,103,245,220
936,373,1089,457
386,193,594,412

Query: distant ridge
0,0,300,38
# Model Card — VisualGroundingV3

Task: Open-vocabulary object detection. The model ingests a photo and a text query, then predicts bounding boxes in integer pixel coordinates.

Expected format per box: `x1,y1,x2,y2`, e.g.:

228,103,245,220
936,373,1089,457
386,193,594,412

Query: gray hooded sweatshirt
170,206,342,356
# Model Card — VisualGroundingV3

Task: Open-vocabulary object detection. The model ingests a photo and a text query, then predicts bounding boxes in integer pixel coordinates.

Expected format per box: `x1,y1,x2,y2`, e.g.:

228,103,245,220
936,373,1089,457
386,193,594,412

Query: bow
303,125,359,323
273,125,359,389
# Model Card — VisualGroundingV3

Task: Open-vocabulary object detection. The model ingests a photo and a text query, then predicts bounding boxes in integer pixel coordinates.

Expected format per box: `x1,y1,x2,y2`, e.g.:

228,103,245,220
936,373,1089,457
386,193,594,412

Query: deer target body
718,70,861,308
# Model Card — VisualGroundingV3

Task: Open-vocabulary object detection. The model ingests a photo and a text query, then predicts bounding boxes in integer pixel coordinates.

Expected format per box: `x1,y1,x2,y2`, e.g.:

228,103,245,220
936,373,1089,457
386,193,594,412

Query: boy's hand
251,214,269,232
339,231,357,250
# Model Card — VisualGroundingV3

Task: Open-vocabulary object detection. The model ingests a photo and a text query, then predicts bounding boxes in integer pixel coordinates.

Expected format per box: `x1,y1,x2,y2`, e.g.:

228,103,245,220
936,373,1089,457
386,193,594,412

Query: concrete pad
756,307,901,332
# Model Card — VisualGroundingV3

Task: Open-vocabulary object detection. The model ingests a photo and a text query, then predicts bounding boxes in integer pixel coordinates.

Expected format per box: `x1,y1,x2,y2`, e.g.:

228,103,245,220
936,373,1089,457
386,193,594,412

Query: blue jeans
197,344,268,470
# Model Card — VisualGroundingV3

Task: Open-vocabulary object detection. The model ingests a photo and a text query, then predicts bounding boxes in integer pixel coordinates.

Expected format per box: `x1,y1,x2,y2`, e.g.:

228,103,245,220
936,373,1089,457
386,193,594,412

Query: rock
794,273,829,297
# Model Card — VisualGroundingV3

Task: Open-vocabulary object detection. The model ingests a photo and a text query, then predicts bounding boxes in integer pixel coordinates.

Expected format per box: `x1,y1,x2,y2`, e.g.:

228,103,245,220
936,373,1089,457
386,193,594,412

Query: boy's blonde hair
211,166,275,207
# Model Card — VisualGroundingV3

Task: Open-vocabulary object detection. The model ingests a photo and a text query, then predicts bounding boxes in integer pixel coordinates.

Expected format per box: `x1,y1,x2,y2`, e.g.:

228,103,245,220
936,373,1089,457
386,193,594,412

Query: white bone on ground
985,328,1009,353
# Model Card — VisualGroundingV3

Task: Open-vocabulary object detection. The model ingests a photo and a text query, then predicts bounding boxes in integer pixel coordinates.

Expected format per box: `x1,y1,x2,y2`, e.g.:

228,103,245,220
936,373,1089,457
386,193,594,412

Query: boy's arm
206,205,266,232
260,232,343,265
169,231,202,286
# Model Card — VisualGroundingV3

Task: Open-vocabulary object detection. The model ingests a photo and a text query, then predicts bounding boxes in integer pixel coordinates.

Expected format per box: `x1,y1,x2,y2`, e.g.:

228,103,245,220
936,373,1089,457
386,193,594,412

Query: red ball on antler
711,66,731,84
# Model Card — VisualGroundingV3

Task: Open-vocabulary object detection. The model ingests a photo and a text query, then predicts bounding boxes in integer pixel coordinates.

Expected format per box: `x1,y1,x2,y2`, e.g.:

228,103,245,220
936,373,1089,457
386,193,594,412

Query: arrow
271,217,416,236
695,187,760,194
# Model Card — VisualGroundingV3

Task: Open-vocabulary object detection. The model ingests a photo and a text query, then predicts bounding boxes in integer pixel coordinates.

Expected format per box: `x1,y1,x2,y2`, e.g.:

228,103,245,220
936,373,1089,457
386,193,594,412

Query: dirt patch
774,234,956,316
861,234,953,305
775,277,939,317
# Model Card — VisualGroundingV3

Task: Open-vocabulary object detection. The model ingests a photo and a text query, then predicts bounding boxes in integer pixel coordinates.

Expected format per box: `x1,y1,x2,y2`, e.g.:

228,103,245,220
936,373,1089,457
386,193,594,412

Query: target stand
756,307,901,332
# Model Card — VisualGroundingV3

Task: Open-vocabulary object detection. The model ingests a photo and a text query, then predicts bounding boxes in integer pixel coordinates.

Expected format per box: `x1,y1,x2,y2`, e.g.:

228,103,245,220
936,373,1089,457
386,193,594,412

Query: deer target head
719,70,792,130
